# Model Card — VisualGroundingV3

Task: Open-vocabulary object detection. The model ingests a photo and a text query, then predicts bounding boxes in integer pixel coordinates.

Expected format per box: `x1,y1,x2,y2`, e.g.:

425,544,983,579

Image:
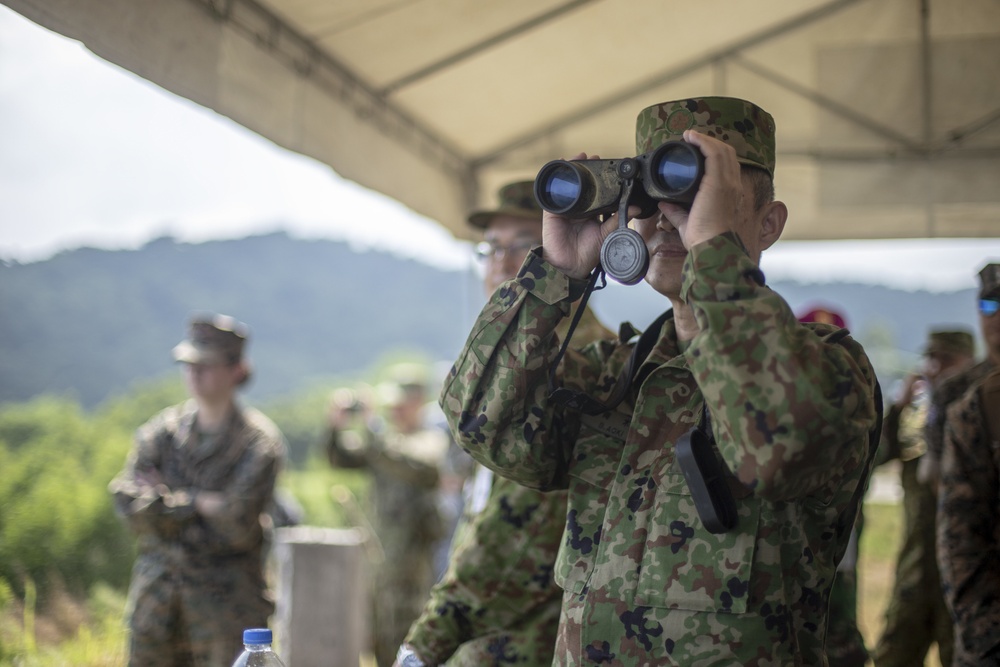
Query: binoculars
533,141,704,220
531,141,705,285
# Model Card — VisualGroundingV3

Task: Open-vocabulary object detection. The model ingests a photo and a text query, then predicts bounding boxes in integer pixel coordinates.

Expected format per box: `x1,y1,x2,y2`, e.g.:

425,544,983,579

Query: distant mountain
0,232,481,407
0,232,980,408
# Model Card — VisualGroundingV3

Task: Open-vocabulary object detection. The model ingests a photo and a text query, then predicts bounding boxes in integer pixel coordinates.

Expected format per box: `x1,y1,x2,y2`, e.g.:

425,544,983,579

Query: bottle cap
243,628,272,645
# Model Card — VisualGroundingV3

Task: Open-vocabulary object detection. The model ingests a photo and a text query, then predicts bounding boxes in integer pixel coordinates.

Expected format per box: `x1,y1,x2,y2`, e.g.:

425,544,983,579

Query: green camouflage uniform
938,371,1000,666
407,305,613,666
440,231,877,665
328,420,450,667
109,399,286,667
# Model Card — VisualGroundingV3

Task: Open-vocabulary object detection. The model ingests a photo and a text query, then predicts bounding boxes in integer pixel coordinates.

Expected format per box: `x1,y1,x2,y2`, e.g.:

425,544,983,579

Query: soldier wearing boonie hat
438,95,879,666
467,180,541,230
398,180,613,667
109,311,285,666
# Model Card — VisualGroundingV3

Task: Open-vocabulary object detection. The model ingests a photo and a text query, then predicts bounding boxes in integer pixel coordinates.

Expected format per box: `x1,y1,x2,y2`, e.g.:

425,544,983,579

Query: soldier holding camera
439,97,879,665
326,368,450,667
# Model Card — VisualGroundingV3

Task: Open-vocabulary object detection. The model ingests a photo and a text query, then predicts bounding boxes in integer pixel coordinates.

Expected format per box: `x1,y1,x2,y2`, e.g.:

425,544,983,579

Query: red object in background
797,304,848,328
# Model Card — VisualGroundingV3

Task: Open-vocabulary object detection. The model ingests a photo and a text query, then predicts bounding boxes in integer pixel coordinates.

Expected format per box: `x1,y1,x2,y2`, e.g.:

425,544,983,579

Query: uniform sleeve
107,414,196,536
682,233,877,502
937,390,1000,661
439,248,605,491
405,476,565,664
328,425,442,488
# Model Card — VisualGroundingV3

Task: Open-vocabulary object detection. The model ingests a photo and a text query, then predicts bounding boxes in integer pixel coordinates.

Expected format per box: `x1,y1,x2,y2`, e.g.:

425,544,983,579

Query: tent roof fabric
5,0,1000,241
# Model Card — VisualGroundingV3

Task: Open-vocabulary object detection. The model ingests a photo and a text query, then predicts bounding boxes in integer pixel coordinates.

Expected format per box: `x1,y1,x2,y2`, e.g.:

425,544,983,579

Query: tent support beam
470,0,866,167
729,55,925,151
186,0,473,178
379,0,601,96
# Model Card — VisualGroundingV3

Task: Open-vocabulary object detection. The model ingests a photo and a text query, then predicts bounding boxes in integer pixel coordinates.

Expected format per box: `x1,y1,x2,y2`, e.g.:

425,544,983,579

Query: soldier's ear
757,200,787,252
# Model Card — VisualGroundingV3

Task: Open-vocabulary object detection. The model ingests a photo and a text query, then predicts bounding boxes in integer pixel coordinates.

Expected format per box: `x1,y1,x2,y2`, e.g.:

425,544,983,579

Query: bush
0,398,134,600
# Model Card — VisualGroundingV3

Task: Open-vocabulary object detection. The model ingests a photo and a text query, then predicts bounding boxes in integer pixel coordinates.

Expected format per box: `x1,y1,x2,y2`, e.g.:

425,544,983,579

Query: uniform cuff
516,247,590,306
680,231,765,304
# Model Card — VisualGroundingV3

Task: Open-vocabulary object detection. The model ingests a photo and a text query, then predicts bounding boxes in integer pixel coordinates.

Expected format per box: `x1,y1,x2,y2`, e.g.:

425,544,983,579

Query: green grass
2,469,936,666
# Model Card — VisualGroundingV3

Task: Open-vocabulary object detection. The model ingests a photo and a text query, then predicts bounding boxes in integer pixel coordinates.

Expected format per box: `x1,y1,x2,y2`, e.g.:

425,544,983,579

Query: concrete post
273,526,370,667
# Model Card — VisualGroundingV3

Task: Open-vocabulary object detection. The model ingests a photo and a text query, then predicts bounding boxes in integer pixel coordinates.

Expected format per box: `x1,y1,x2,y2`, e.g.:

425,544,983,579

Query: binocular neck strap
548,278,673,417
546,265,604,410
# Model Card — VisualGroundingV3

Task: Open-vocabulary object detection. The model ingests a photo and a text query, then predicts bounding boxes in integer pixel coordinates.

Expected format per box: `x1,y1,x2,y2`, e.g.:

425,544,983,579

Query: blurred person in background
920,264,1000,490
936,265,1000,667
873,329,974,667
395,181,612,667
326,364,450,667
109,313,287,667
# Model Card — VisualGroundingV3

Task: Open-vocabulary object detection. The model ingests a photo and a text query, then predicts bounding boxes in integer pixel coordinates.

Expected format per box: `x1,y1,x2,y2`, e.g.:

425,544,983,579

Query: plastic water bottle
231,628,286,667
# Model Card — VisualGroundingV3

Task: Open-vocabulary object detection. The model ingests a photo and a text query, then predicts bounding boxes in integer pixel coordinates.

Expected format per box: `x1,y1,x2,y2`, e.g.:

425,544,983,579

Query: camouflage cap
467,181,543,230
979,262,1000,299
635,97,776,176
172,313,248,365
923,329,974,357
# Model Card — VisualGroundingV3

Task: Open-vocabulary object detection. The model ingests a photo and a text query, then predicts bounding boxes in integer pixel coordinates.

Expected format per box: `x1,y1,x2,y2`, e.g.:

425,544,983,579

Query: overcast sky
1,5,999,292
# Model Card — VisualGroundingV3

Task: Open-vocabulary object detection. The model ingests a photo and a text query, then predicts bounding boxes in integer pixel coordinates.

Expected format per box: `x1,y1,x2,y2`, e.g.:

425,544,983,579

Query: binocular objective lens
539,163,583,212
654,145,700,195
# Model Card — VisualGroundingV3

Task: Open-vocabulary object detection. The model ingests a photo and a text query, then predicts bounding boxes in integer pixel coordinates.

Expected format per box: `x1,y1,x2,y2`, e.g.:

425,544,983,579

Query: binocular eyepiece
531,141,704,285
533,141,704,220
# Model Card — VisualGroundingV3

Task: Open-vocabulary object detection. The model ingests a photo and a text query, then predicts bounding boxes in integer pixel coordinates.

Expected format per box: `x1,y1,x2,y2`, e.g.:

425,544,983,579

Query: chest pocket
633,471,760,613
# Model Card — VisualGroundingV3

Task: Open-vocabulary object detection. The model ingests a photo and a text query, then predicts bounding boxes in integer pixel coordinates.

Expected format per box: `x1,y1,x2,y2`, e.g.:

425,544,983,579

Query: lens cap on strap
600,228,648,285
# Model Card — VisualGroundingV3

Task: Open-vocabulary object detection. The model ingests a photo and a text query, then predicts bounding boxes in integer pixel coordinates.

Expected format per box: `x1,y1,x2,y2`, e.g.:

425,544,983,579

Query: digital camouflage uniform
924,263,1000,480
937,371,1000,667
925,360,994,484
328,418,450,667
109,399,286,667
407,305,613,666
938,370,1000,666
872,331,976,667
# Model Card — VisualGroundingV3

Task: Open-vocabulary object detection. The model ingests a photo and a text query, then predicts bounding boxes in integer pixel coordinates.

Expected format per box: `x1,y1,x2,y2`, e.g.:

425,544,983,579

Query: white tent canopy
5,0,1000,242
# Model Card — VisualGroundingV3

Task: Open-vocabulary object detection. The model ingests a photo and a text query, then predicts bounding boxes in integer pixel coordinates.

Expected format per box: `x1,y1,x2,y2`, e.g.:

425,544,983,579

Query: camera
533,141,704,219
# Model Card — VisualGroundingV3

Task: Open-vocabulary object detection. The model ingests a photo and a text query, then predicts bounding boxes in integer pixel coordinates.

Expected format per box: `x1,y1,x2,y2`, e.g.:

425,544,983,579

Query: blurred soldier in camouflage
937,264,1000,667
872,329,973,667
920,265,1000,490
395,181,613,667
326,365,449,667
109,313,287,667
438,97,879,665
